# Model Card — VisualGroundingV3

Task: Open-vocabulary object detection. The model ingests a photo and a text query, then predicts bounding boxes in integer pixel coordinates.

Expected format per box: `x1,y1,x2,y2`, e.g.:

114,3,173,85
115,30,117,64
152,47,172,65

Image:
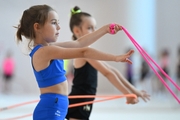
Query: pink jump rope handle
121,26,180,104
109,23,116,34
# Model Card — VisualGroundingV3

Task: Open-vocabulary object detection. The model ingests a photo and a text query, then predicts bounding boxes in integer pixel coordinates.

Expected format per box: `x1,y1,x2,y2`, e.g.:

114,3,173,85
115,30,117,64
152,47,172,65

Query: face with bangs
40,10,60,43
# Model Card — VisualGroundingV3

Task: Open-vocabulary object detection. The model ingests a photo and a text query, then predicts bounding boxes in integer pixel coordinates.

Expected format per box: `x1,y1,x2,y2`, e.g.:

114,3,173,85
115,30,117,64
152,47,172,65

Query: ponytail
16,25,22,42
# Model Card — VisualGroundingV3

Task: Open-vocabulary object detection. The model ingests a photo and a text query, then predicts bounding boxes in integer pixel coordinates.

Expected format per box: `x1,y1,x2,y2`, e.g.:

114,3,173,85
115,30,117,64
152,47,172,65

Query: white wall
156,0,180,77
0,0,179,95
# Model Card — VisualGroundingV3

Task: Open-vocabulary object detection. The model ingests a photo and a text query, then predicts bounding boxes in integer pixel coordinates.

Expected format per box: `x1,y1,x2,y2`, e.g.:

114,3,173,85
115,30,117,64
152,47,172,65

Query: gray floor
0,94,180,120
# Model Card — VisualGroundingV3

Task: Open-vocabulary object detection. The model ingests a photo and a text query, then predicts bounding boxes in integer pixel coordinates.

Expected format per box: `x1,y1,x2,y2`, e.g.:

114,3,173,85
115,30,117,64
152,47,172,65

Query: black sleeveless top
71,62,97,95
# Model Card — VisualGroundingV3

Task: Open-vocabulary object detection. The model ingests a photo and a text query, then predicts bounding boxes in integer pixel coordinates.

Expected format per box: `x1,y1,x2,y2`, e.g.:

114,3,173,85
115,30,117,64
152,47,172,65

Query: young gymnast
2,50,15,94
15,4,136,120
66,6,150,120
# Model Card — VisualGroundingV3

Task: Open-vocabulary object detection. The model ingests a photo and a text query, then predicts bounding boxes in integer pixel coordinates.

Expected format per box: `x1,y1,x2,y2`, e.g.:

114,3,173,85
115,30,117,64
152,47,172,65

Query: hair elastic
71,9,81,15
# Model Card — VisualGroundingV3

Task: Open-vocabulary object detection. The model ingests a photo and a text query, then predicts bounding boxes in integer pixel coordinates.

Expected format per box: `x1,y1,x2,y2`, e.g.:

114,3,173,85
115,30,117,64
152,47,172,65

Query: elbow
74,41,80,48
81,47,89,58
82,47,90,58
103,71,113,78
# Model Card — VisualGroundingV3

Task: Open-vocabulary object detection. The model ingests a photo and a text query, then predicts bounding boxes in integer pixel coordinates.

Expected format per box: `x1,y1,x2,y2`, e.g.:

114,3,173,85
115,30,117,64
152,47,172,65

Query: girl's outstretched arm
33,46,134,77
51,24,121,48
103,63,150,102
85,59,138,104
44,46,134,63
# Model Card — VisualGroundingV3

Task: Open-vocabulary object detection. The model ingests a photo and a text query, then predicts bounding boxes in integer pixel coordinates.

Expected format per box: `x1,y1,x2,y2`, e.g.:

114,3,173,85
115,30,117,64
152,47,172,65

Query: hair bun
73,6,80,11
71,6,81,15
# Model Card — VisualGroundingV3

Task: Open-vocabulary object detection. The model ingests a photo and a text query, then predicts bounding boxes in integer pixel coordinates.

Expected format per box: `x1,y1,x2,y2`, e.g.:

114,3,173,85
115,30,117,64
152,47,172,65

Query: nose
90,28,95,33
57,24,60,30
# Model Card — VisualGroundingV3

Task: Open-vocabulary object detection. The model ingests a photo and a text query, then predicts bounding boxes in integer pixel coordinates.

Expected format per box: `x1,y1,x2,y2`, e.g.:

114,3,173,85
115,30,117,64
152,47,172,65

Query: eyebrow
51,19,58,21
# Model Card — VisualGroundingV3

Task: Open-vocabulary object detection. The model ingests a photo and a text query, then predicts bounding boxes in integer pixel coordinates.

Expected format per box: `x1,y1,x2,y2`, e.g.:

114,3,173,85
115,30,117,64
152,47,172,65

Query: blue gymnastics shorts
33,93,69,120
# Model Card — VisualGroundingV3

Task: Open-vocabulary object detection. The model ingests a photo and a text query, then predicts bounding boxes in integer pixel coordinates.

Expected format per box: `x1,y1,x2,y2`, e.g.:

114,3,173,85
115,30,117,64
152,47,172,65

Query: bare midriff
40,80,68,95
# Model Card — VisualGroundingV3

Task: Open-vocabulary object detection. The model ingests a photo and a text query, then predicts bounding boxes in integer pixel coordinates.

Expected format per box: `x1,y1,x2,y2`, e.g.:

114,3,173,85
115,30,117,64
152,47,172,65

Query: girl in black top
66,6,150,120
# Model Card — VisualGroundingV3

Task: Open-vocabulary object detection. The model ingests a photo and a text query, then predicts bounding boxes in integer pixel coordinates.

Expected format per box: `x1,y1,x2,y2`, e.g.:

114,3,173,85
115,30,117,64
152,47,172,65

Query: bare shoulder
31,46,52,71
73,58,86,68
33,45,55,61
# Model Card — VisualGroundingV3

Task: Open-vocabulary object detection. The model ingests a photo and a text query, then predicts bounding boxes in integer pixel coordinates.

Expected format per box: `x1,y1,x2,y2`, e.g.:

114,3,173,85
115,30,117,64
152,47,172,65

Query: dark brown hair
16,5,54,47
70,6,91,40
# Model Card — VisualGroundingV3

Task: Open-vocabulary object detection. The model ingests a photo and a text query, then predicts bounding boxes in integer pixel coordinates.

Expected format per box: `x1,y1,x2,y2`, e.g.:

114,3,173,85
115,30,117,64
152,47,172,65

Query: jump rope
121,26,180,103
0,25,179,120
0,94,136,120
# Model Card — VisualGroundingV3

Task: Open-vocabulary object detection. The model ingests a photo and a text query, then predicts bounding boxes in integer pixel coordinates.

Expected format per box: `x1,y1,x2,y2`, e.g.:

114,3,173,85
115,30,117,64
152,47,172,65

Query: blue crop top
29,45,67,88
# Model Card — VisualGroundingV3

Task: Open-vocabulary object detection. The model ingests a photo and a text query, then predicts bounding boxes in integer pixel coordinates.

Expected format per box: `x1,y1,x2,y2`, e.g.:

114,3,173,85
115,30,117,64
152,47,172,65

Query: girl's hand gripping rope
126,97,139,104
108,23,122,34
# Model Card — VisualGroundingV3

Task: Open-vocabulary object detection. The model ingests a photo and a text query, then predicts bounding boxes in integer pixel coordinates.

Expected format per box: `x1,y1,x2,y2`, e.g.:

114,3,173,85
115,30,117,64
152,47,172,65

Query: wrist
120,87,131,94
102,24,109,34
122,90,131,94
134,90,140,96
114,56,117,62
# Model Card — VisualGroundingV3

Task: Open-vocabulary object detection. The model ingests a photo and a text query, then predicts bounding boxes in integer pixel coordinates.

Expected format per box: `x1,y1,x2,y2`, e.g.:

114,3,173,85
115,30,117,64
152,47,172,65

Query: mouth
55,33,59,36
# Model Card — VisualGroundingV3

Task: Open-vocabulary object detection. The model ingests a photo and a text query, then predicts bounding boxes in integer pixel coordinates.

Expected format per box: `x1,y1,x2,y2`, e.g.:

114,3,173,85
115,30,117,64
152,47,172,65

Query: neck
34,41,49,47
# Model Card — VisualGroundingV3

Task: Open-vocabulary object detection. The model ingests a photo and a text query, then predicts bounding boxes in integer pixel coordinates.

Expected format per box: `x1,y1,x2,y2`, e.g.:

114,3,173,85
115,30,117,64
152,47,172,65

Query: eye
52,22,57,25
88,27,93,30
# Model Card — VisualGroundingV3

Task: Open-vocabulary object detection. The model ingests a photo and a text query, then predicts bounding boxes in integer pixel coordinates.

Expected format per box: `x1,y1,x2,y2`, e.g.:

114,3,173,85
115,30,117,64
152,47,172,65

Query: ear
72,26,81,37
33,23,41,32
